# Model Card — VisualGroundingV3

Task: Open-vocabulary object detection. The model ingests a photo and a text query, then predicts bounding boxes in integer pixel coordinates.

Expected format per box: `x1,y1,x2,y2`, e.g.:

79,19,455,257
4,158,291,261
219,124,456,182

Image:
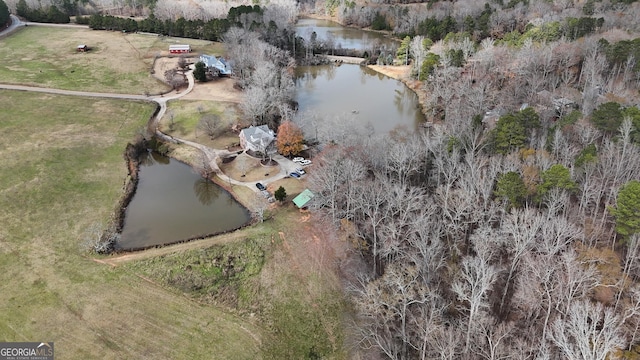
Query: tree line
15,0,69,23
84,6,266,41
0,0,9,28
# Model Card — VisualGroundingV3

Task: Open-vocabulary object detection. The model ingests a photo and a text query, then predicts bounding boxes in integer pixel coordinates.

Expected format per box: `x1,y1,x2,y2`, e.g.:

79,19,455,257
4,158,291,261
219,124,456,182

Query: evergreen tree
591,102,623,135
274,186,287,202
396,36,411,65
537,164,577,202
16,0,29,18
495,171,527,208
0,0,9,27
194,61,207,82
610,180,640,239
490,108,540,155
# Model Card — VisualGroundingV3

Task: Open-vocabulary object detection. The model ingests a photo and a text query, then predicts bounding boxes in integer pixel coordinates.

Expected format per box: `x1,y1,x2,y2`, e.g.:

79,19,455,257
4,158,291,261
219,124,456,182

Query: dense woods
7,0,640,358
0,0,9,28
293,1,640,359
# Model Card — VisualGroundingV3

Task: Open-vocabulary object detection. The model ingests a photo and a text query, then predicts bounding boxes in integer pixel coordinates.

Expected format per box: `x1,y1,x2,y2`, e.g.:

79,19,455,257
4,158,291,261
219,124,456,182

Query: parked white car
292,157,304,163
296,168,306,175
299,159,312,166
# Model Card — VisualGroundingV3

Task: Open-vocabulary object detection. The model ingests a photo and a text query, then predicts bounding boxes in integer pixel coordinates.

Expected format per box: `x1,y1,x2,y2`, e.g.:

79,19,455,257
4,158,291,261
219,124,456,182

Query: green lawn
125,207,348,360
0,91,263,359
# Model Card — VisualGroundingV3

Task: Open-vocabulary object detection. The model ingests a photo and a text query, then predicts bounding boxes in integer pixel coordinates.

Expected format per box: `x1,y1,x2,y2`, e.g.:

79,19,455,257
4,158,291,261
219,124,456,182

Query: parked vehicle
256,182,266,191
299,159,312,166
296,168,306,175
292,157,304,163
289,172,301,179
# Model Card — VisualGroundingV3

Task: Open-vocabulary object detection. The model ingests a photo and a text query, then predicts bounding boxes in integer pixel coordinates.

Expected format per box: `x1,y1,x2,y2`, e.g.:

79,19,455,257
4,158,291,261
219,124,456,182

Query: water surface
295,64,424,134
117,153,250,250
296,18,398,52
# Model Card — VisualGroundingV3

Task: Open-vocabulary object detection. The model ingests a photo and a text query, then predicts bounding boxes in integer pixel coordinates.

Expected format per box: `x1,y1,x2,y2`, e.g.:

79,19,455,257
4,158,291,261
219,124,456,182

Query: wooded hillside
295,0,640,359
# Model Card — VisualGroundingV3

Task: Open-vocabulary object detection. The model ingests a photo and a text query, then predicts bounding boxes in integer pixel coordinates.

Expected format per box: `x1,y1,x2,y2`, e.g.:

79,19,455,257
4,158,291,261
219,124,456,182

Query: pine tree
193,61,207,82
274,186,287,202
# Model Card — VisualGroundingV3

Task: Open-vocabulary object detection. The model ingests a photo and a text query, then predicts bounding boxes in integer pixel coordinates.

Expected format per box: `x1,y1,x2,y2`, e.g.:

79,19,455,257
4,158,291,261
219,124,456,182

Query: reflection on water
117,152,250,250
296,18,398,51
294,64,425,134
193,178,221,206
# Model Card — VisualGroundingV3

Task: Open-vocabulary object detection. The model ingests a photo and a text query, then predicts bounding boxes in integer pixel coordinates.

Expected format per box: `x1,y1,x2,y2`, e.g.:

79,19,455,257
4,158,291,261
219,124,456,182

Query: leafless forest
297,1,640,359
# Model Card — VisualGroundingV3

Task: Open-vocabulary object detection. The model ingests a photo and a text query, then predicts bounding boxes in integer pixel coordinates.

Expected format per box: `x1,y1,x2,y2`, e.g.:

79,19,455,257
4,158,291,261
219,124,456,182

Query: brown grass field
0,26,224,94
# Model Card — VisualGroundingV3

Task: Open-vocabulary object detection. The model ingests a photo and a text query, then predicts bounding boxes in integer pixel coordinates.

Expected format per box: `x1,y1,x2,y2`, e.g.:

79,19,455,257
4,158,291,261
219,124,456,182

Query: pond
294,64,424,134
296,17,398,52
116,152,250,251
294,19,425,134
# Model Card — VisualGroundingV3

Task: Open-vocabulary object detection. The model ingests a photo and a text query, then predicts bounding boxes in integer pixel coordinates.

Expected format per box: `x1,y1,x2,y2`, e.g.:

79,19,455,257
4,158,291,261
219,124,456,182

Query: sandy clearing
183,77,243,102
153,57,243,102
367,64,411,80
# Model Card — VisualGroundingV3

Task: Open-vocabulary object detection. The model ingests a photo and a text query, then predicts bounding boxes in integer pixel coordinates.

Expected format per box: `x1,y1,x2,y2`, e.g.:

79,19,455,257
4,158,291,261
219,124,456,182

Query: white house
239,125,275,153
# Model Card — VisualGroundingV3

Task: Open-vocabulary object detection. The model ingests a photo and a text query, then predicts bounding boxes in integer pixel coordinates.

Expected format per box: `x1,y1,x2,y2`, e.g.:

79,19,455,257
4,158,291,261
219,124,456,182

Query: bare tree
164,68,186,90
236,153,249,177
241,85,271,126
197,113,222,139
354,263,431,360
252,192,269,222
453,233,500,352
498,208,543,315
192,149,213,177
557,250,601,315
410,36,428,80
549,300,625,360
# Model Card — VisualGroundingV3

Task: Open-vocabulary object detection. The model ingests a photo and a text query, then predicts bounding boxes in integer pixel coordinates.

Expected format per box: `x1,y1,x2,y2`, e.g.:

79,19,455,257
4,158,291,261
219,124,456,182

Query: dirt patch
219,152,281,183
153,56,243,102
367,64,411,80
185,77,243,102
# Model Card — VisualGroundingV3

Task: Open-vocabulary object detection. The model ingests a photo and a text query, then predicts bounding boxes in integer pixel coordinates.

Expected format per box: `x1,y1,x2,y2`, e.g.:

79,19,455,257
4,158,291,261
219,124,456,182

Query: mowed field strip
0,26,222,94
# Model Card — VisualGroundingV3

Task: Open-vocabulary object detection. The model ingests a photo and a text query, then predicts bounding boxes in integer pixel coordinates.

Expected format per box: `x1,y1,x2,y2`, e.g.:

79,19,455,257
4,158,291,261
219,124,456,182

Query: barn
169,44,191,54
76,44,88,52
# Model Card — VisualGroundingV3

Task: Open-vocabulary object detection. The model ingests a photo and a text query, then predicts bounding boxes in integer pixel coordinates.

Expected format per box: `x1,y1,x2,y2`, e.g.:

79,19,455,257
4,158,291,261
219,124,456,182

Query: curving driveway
0,15,24,39
0,18,302,193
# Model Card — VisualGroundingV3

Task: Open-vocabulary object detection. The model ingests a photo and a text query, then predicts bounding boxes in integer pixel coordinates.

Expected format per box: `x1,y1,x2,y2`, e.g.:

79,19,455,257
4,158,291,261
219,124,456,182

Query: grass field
0,27,223,94
160,99,242,149
0,32,348,357
0,91,265,359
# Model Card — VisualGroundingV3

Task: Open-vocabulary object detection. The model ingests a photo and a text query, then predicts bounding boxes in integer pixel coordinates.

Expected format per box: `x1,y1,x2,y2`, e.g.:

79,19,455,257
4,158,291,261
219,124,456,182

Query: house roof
240,125,274,149
292,189,315,208
199,54,232,75
169,44,191,50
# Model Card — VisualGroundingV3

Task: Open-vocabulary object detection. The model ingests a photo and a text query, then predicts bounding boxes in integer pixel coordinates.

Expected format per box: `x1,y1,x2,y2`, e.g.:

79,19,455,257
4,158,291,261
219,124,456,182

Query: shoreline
298,13,428,120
